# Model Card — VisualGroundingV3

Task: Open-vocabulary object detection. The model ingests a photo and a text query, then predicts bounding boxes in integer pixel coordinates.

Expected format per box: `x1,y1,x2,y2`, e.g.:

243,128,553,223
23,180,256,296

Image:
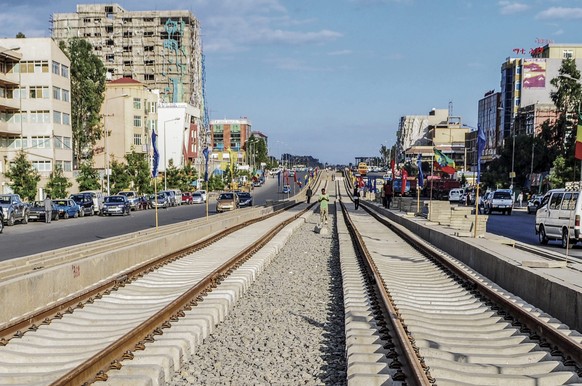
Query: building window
106,40,114,46
0,136,27,149
29,86,49,99
30,111,50,123
62,89,70,102
63,113,70,125
133,98,141,109
133,115,142,127
54,136,63,149
52,61,60,75
123,60,133,66
145,60,154,66
53,87,61,100
148,101,157,113
31,136,51,148
144,31,154,37
61,65,69,78
55,160,72,172
134,133,142,146
32,160,52,172
123,46,132,53
144,74,154,81
563,50,574,59
106,54,114,63
105,26,113,33
53,111,62,124
123,31,133,38
144,46,154,52
83,18,91,23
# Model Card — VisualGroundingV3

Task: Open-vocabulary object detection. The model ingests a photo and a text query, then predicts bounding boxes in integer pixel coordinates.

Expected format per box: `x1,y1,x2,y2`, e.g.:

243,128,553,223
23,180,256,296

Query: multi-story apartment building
209,118,252,170
397,108,448,162
0,38,73,197
499,44,582,140
51,3,202,106
94,78,158,192
51,4,206,176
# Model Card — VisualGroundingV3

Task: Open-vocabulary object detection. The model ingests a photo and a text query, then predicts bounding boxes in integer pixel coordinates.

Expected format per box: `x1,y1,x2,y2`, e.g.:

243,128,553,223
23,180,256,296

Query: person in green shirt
319,188,329,224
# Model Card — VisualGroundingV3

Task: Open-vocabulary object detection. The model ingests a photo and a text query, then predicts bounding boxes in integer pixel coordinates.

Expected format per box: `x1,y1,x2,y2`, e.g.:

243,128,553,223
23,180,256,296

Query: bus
357,162,368,176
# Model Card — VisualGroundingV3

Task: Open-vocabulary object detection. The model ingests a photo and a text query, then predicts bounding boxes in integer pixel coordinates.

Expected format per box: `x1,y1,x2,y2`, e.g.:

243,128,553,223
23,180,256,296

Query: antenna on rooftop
448,100,453,117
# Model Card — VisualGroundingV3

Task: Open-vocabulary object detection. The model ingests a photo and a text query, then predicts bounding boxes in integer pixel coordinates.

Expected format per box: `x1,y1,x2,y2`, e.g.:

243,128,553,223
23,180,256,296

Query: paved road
0,173,310,261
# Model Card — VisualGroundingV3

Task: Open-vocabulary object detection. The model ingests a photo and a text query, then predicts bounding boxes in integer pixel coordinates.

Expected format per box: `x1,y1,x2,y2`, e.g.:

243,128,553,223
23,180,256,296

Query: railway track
0,195,318,385
337,178,582,385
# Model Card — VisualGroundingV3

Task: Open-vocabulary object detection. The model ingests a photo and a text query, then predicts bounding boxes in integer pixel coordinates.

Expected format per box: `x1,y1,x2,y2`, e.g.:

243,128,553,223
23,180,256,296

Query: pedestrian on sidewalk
44,194,52,224
319,188,329,225
306,186,313,203
353,187,360,210
517,192,523,207
384,181,393,209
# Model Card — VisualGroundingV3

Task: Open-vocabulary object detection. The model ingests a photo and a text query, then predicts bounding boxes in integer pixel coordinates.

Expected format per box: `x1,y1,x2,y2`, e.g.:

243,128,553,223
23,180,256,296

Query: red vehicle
423,178,461,200
182,192,194,205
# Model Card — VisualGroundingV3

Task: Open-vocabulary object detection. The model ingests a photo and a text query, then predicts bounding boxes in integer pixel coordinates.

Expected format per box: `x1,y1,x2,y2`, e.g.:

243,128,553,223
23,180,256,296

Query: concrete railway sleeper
338,178,582,385
0,200,319,386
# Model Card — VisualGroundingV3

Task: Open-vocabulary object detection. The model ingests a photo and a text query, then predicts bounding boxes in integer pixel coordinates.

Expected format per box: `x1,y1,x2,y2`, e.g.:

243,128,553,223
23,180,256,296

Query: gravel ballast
170,208,346,385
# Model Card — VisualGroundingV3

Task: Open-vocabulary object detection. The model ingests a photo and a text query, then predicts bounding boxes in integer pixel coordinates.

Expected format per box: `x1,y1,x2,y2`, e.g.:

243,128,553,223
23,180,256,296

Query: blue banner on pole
417,154,424,189
151,128,159,178
202,146,209,182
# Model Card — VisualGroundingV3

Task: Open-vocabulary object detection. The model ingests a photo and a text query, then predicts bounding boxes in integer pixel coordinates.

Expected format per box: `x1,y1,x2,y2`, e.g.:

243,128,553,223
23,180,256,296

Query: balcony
0,120,21,135
0,96,19,111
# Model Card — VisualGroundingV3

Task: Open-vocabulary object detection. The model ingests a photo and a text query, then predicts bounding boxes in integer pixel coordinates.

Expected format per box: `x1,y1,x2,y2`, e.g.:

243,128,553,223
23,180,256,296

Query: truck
422,179,461,200
484,189,514,215
0,194,29,226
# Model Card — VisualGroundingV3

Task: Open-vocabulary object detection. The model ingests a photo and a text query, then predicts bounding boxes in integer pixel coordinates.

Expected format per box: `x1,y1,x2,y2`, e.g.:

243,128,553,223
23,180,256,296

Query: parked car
101,195,131,216
117,191,140,210
197,190,207,202
182,192,193,205
52,199,82,219
0,194,29,226
236,191,253,207
527,194,544,214
28,201,59,222
192,192,205,204
216,192,239,213
80,190,104,215
170,189,183,205
70,193,95,216
148,193,169,209
160,190,177,206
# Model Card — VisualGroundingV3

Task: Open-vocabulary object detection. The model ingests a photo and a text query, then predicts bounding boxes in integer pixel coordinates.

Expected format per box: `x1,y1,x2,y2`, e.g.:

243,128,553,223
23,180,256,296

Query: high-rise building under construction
50,3,203,107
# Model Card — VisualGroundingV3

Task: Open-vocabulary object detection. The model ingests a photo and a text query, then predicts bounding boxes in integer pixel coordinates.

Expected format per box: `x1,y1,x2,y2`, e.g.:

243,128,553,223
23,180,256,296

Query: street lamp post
163,117,180,191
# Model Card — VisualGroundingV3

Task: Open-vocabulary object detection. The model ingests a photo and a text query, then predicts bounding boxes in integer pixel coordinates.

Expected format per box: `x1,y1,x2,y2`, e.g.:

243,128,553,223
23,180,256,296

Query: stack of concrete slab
427,201,451,225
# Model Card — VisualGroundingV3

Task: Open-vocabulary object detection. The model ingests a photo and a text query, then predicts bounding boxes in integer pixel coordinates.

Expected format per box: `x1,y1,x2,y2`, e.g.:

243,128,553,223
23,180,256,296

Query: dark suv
70,193,95,216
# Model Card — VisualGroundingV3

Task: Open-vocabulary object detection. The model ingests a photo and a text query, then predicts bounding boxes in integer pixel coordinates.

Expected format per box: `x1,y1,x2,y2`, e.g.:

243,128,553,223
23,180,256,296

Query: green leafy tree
109,158,130,192
126,150,151,193
177,162,198,191
4,150,40,201
165,159,180,189
45,165,73,199
76,160,102,191
16,32,25,38
207,173,224,191
59,38,106,167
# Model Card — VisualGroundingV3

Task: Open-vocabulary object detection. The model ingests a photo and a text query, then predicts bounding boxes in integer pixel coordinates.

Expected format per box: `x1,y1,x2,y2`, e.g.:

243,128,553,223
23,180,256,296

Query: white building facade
0,38,73,196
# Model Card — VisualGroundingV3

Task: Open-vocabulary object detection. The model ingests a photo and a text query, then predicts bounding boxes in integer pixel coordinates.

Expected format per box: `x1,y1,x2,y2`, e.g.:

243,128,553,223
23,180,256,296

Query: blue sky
1,0,582,165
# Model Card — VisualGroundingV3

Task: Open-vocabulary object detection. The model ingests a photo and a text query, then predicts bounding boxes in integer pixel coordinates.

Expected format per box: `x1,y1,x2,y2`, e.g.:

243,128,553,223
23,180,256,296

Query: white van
449,188,465,203
80,190,104,215
535,188,581,248
170,189,182,205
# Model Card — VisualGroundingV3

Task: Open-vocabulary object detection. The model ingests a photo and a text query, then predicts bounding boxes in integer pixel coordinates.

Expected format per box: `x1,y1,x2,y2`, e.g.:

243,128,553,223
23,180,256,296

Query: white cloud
536,7,582,20
498,1,529,15
327,50,353,56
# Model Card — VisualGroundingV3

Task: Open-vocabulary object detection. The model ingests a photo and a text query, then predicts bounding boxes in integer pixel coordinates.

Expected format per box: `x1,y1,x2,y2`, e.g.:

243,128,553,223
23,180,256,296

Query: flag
434,148,456,174
284,169,289,185
304,174,308,185
294,172,298,184
202,146,210,182
401,168,408,195
151,128,159,178
477,124,486,183
390,159,395,180
417,154,424,189
576,111,582,160
277,170,281,187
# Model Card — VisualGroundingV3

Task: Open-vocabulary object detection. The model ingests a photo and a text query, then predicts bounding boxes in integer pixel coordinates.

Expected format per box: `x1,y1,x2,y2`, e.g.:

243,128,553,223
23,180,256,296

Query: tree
76,160,102,191
16,32,25,38
46,165,72,199
109,158,130,192
165,159,180,189
126,150,151,193
177,162,198,191
379,145,390,167
4,150,40,201
59,38,106,167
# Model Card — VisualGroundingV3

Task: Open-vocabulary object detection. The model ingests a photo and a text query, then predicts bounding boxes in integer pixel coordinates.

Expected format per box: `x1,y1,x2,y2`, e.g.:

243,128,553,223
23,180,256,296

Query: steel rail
48,203,319,385
0,201,304,346
357,198,582,368
337,184,430,386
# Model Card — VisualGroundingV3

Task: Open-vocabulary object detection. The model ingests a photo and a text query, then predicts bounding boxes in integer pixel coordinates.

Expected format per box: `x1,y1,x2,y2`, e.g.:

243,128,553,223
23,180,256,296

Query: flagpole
154,177,158,230
474,184,479,238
